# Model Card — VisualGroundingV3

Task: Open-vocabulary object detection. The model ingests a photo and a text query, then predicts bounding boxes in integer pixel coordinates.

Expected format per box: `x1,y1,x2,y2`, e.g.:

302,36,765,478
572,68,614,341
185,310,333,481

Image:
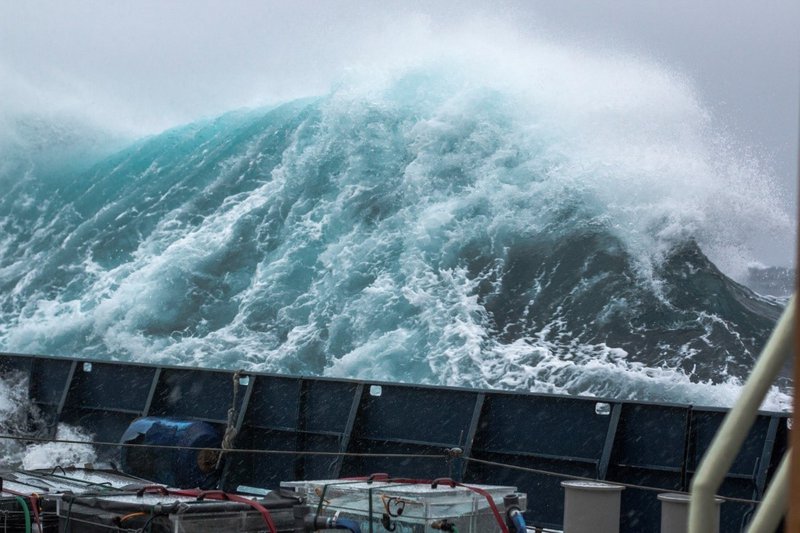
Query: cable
139,509,157,533
463,456,764,505
510,511,526,533
0,433,442,459
119,512,147,523
0,432,766,506
332,516,362,532
63,497,75,533
52,512,142,532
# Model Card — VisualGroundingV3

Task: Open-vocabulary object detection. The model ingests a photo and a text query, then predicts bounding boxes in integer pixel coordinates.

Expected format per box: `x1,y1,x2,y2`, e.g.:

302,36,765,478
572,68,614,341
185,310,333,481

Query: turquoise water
0,69,788,407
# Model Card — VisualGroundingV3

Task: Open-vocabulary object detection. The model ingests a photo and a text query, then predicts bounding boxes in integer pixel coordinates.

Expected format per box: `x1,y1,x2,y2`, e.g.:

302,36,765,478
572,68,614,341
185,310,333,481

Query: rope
28,493,42,531
216,370,242,470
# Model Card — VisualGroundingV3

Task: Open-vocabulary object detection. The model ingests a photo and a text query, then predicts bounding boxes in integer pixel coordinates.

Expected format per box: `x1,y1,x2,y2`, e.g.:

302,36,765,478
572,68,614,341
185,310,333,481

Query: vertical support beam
293,379,309,480
333,383,364,478
598,403,621,480
680,406,694,492
141,367,162,416
459,393,485,481
53,360,77,436
27,356,41,404
233,374,256,433
749,451,790,533
754,416,780,499
9,355,35,399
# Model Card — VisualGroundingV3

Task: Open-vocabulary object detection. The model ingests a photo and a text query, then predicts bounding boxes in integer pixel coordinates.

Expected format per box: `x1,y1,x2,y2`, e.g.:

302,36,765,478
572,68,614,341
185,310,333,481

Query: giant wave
0,66,790,407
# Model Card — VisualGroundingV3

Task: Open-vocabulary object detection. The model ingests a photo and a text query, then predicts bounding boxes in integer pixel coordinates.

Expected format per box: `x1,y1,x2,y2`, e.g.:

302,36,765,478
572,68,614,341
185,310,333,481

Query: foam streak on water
0,49,792,408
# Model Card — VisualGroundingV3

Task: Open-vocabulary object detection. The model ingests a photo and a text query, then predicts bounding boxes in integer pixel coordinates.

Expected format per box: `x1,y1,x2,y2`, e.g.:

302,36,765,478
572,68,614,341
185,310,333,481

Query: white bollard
561,480,625,533
659,492,722,533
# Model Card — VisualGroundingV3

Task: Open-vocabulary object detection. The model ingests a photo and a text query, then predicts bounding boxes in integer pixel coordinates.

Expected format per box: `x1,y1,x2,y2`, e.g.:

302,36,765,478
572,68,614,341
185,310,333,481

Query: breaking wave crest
0,56,791,408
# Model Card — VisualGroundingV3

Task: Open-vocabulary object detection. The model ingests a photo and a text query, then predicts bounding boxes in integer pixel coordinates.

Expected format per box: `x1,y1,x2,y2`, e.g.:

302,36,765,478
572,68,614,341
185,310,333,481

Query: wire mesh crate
282,478,526,533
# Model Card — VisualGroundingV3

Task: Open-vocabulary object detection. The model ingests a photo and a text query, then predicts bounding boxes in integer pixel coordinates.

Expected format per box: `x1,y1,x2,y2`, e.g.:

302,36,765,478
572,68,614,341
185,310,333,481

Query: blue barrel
120,417,222,489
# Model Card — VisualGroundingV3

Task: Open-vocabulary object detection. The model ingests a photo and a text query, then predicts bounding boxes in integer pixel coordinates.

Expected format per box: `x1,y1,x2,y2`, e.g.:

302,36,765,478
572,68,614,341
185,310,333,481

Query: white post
688,297,795,533
746,452,791,533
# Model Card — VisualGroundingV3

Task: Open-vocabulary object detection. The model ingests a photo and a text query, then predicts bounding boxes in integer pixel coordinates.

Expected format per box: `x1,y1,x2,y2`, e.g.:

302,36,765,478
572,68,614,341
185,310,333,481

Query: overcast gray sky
1,0,798,264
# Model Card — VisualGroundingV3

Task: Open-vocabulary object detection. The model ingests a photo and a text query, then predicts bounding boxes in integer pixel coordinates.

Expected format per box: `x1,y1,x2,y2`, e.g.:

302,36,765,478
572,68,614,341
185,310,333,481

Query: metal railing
689,296,795,533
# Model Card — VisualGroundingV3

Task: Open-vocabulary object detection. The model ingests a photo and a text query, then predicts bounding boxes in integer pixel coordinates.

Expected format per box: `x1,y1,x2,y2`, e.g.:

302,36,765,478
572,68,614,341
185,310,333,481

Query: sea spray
0,61,790,407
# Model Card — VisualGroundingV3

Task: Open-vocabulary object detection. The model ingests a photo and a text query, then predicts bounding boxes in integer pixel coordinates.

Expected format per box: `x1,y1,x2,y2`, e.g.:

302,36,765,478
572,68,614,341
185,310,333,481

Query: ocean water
0,65,792,409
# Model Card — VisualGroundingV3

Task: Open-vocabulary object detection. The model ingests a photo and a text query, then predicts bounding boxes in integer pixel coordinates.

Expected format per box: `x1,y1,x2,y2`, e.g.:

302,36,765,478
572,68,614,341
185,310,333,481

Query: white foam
1,373,98,467
482,336,792,411
21,425,97,470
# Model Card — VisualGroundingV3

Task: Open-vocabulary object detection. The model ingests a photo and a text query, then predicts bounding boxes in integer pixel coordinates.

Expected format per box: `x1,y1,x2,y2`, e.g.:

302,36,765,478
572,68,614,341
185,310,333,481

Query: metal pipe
688,297,795,533
746,451,790,533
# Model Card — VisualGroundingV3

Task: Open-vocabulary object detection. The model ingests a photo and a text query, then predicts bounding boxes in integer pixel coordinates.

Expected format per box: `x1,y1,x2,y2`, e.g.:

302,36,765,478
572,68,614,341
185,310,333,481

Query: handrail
688,296,795,532
745,451,790,532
